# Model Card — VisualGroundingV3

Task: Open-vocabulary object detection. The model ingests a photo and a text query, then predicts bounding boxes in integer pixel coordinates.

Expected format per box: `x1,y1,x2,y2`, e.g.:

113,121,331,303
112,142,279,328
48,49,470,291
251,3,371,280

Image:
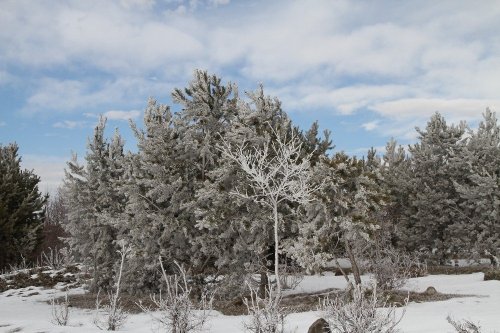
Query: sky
1,0,500,194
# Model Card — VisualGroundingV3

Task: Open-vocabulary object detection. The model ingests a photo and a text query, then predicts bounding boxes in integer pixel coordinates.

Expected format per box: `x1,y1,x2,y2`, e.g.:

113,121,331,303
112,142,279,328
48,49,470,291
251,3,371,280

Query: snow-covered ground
0,273,498,332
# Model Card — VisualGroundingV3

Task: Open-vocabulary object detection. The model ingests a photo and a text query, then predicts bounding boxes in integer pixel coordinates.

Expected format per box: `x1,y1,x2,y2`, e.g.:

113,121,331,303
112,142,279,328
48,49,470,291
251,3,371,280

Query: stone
308,318,331,333
424,286,437,295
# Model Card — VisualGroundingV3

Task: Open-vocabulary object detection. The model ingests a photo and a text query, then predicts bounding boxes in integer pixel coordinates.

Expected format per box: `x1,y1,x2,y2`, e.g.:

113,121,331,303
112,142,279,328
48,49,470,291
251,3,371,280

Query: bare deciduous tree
220,126,318,298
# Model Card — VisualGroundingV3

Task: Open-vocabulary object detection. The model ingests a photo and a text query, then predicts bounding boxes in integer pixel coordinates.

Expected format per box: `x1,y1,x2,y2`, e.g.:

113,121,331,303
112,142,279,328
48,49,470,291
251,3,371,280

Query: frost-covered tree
379,139,410,243
398,113,467,262
288,152,383,285
0,143,47,269
122,99,180,291
195,85,306,297
220,123,317,296
63,117,126,290
123,71,241,292
452,110,500,265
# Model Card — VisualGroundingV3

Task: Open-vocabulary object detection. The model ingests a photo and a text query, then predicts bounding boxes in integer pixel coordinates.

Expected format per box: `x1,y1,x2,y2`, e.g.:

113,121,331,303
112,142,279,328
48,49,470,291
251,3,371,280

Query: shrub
243,276,285,333
447,316,482,333
93,242,130,331
51,292,70,326
278,261,304,291
483,269,500,281
365,243,427,291
320,284,406,333
137,258,213,333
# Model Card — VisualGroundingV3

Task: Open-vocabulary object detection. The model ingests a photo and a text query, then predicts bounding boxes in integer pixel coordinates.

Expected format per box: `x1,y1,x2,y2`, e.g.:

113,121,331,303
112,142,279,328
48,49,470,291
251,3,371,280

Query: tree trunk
259,271,269,299
273,203,281,296
345,238,361,285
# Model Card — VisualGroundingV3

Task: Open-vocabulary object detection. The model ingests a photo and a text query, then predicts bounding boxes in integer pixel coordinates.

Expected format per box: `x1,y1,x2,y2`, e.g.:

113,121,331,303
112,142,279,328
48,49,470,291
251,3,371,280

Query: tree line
2,70,499,297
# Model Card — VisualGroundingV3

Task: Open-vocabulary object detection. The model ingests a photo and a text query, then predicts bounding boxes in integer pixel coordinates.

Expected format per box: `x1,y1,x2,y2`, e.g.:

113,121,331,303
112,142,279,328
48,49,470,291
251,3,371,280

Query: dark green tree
0,143,47,269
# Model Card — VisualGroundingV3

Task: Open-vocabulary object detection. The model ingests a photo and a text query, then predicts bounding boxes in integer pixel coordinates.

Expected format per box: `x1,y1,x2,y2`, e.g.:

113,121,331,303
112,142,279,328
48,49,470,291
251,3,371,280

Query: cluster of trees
60,71,500,296
383,111,500,265
4,70,497,295
63,71,333,294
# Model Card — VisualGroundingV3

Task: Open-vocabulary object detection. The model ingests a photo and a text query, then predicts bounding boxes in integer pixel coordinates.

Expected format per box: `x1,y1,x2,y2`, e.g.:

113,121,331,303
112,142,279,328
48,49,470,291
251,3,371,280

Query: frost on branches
220,126,319,297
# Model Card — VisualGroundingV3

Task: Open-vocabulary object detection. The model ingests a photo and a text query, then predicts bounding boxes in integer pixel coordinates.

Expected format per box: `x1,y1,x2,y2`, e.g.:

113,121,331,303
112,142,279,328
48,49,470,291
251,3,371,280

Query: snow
399,273,500,332
0,273,499,332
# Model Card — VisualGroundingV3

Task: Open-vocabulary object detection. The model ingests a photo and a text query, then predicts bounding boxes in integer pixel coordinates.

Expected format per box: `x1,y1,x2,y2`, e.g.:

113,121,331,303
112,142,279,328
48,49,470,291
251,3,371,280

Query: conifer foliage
0,143,47,269
63,116,126,291
60,70,500,298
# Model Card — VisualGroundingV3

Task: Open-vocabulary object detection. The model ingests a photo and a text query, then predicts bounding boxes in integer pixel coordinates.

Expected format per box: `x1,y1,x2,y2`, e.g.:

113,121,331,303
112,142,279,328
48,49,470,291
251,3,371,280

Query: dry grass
56,285,471,316
0,265,82,292
427,265,491,275
383,289,470,306
483,269,500,281
54,293,154,314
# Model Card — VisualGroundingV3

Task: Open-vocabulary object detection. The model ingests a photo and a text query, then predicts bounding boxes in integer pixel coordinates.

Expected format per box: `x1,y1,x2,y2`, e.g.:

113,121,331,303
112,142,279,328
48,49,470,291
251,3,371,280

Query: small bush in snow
41,246,71,270
278,261,303,291
243,276,286,333
137,258,213,333
447,316,482,333
51,291,70,326
483,269,500,281
320,284,406,333
365,242,427,291
93,241,130,331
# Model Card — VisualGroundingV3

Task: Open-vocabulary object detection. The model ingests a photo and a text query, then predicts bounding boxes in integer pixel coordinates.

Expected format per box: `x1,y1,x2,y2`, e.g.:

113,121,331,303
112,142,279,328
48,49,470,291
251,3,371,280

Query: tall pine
0,143,47,269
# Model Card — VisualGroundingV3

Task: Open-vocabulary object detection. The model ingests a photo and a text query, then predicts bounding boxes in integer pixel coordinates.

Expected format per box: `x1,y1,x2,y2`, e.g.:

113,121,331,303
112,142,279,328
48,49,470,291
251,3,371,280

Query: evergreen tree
288,152,383,285
379,139,411,245
399,113,467,262
195,84,296,297
0,143,47,269
452,110,500,264
63,117,126,290
122,71,241,292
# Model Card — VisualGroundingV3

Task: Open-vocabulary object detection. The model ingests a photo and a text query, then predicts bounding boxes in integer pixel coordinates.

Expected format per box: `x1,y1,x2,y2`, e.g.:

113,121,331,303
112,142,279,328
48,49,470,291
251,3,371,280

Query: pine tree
452,110,500,264
0,143,47,269
63,117,126,290
121,71,241,293
195,84,294,297
288,152,383,285
379,139,411,245
399,113,467,262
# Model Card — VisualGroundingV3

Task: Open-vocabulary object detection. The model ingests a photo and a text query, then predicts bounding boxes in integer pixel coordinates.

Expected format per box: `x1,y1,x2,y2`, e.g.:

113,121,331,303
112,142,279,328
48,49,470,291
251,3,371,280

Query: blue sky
1,0,499,193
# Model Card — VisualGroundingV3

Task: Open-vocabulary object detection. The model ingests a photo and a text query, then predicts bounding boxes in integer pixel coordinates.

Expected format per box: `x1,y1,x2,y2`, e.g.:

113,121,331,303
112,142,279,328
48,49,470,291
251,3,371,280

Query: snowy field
0,273,499,333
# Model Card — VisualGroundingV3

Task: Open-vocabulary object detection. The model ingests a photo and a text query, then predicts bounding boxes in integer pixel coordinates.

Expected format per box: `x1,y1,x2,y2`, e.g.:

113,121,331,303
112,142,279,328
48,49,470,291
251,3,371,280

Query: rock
308,318,331,333
424,286,437,295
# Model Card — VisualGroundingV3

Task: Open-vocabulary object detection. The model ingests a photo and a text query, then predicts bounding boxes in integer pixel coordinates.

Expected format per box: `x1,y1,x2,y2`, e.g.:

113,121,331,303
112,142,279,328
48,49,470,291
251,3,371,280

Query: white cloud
208,0,230,6
0,121,6,127
119,0,155,10
104,110,141,121
361,121,379,131
21,154,68,195
347,145,387,157
83,110,141,121
53,120,87,129
371,98,499,121
3,0,500,147
270,84,411,114
22,77,172,115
